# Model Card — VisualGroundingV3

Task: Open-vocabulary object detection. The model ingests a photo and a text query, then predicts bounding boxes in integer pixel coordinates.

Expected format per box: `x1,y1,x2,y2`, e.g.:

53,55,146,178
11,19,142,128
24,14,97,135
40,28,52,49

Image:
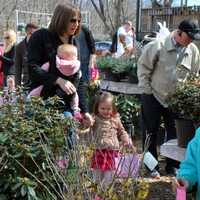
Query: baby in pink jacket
29,44,81,115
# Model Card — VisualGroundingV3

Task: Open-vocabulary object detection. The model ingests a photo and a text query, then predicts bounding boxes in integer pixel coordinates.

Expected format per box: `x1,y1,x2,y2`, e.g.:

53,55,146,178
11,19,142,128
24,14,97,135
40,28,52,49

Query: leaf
13,152,23,158
21,185,27,197
28,186,36,198
0,194,7,200
0,133,8,143
12,182,22,191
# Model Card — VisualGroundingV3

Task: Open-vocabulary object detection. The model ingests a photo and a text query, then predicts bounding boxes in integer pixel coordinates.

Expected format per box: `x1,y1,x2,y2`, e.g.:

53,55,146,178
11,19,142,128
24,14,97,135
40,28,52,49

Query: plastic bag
115,153,140,178
90,64,99,81
176,186,186,200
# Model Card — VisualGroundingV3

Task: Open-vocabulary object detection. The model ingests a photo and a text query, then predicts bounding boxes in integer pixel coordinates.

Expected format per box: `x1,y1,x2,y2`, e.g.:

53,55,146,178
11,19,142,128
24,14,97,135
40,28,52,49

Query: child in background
28,44,81,116
173,127,200,199
90,91,135,198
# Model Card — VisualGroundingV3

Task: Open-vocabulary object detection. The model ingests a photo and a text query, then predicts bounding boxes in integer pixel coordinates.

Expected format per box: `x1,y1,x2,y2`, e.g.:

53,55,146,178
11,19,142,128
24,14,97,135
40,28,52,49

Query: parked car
95,40,112,56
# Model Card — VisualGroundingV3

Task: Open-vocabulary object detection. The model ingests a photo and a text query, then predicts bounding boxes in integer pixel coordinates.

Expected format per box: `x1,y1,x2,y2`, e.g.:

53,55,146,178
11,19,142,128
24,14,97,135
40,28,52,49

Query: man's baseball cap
178,19,200,40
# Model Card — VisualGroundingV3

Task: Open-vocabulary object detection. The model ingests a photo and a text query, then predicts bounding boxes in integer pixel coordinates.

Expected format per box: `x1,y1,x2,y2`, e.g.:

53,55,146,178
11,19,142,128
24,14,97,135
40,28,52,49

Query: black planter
157,126,166,146
107,72,121,81
128,75,138,84
124,123,135,139
175,119,195,148
99,69,110,80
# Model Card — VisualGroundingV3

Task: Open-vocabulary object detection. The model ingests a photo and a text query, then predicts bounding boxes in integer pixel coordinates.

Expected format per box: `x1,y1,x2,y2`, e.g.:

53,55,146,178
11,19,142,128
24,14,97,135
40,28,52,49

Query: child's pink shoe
73,112,83,121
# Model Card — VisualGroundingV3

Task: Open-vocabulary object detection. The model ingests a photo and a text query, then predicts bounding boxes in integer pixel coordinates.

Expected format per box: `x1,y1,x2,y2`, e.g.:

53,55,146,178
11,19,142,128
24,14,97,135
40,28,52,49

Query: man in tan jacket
137,19,200,176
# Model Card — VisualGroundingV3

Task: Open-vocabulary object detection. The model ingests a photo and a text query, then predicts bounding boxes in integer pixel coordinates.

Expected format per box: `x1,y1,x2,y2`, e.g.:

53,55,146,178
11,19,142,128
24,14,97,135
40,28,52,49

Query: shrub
115,94,140,130
97,56,138,81
169,78,200,124
0,92,75,199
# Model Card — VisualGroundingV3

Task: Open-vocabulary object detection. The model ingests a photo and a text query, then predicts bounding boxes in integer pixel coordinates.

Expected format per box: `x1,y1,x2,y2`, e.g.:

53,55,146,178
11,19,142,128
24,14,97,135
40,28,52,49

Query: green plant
169,78,200,124
97,57,137,74
0,90,150,200
96,56,112,70
115,94,140,127
97,56,138,82
0,91,75,199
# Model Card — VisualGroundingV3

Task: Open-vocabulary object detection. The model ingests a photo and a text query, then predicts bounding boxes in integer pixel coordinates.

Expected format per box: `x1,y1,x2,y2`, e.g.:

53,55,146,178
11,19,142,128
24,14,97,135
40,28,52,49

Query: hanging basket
175,119,195,148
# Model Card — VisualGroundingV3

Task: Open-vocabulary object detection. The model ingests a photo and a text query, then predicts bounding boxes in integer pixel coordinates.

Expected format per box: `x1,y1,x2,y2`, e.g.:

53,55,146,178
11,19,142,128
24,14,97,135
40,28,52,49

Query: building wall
140,6,200,40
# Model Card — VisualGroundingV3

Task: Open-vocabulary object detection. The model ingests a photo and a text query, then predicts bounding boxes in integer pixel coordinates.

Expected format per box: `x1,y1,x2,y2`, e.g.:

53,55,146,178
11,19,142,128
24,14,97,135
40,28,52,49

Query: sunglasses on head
4,36,10,40
70,18,81,23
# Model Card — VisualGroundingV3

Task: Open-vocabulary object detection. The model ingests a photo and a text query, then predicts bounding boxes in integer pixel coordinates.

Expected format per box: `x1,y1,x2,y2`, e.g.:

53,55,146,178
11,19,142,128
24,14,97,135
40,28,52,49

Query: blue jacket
177,127,200,199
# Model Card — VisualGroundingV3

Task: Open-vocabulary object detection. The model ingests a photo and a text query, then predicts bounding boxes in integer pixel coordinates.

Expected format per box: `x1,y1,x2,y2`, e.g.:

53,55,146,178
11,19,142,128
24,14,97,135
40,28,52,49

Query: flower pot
128,75,138,84
175,119,195,148
124,123,135,139
99,68,110,80
108,72,121,81
157,126,166,146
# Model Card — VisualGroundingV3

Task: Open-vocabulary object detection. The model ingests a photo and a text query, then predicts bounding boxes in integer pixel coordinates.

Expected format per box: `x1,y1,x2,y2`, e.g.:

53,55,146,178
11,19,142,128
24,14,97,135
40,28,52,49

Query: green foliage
115,94,140,127
0,90,147,200
97,56,137,77
0,92,75,199
96,56,112,70
169,78,200,123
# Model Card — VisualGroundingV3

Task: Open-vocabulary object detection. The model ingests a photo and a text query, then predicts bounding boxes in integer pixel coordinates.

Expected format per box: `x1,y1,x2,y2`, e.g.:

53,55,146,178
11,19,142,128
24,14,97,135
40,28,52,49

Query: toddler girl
90,91,135,195
28,44,81,115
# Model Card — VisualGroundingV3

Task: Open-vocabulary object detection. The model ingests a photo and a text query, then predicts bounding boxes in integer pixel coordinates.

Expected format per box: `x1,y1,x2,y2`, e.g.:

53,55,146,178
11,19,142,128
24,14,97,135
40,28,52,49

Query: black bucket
175,119,195,148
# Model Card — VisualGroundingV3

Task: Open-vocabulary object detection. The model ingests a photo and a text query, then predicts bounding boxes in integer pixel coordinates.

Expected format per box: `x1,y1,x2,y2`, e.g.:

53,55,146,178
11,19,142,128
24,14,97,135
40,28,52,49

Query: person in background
0,47,4,89
90,91,134,199
137,19,200,176
172,126,200,199
0,29,16,87
76,25,96,84
115,20,133,58
27,2,93,127
15,23,38,88
125,26,136,57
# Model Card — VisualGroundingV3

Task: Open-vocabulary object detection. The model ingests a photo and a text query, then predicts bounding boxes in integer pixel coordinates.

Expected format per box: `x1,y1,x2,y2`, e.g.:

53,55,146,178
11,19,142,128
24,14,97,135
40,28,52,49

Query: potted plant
97,56,138,82
96,56,112,80
110,57,138,83
115,94,140,138
169,77,200,147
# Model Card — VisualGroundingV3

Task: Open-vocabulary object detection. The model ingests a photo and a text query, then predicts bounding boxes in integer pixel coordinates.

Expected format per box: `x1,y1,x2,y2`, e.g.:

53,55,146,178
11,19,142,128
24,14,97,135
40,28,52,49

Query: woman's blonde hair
48,2,81,37
4,29,16,53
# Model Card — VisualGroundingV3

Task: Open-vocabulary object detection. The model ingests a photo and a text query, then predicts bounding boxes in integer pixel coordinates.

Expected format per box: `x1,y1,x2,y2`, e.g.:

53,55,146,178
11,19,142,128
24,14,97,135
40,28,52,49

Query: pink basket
115,153,140,178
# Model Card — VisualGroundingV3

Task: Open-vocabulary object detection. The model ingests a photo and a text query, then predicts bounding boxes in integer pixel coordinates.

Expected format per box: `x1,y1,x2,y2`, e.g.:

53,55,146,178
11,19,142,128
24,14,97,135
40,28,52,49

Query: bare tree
90,0,135,37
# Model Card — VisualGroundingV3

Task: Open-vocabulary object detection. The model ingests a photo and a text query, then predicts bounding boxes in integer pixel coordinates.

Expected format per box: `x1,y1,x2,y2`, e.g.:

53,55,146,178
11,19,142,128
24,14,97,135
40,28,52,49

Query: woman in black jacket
0,29,16,87
27,2,93,126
